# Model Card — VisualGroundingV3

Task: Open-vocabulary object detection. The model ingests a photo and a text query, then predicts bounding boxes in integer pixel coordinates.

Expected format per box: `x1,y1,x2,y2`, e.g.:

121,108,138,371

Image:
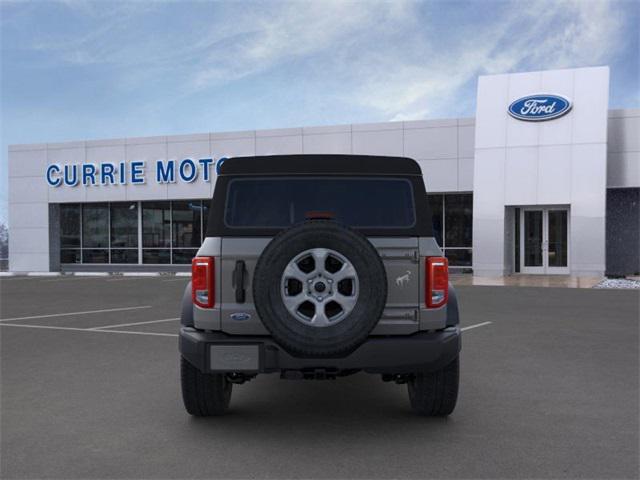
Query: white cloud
8,0,630,122
189,1,415,91
351,0,626,121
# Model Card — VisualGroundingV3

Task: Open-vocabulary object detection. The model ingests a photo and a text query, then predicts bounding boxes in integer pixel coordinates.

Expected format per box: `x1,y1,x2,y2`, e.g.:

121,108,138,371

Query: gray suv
179,155,461,416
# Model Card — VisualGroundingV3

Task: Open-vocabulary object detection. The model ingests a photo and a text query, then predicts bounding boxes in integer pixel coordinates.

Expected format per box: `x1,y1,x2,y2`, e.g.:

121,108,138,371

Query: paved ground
450,273,603,288
1,276,638,479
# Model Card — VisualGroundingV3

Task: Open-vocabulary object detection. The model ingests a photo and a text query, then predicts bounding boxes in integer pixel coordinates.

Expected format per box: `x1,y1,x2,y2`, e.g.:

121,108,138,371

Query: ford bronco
179,155,461,416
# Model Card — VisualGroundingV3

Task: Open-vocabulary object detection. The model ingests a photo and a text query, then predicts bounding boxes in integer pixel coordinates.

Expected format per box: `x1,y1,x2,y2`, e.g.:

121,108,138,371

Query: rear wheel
181,357,232,416
407,356,459,416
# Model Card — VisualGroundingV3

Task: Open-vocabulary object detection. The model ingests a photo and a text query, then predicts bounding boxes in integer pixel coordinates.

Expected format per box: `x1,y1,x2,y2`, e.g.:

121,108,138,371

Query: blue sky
1,0,638,225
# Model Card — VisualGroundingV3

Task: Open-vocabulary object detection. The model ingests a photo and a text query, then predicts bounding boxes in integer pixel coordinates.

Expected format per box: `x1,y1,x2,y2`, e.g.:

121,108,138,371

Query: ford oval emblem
230,312,251,321
508,94,572,121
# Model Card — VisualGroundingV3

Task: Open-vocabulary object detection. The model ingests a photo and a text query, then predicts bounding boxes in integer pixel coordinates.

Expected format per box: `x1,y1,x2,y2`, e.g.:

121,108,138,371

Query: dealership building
7,66,640,276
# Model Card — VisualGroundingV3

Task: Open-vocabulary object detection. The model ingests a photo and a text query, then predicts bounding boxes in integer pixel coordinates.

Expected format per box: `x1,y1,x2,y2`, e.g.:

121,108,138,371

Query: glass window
60,249,81,263
225,177,416,228
444,194,472,247
172,200,202,248
548,210,568,267
111,203,138,248
514,208,520,273
523,210,543,267
111,249,138,264
428,194,443,247
83,249,109,263
82,204,109,248
172,248,198,264
444,249,472,267
60,204,81,248
142,202,171,248
143,249,170,264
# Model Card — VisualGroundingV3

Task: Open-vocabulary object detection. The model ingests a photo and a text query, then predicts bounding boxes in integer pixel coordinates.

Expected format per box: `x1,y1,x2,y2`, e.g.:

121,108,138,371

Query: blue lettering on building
199,158,213,181
101,162,116,185
178,159,197,183
46,164,61,187
64,164,79,186
130,161,145,184
156,159,175,183
47,157,219,188
82,164,97,186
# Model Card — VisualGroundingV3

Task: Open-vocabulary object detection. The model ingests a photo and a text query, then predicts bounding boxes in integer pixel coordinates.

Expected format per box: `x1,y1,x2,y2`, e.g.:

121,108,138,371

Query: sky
1,0,638,225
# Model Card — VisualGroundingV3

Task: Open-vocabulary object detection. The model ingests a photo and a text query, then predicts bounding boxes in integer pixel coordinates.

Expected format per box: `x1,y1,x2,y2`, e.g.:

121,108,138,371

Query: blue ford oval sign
508,94,572,121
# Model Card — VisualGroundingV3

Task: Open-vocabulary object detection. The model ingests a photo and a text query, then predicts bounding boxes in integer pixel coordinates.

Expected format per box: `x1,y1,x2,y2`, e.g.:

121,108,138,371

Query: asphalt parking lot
1,276,638,479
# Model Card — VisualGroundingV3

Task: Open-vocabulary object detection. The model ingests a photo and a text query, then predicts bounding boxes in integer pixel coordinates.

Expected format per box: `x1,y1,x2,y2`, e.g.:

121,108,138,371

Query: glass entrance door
519,208,569,274
522,210,545,273
547,210,569,273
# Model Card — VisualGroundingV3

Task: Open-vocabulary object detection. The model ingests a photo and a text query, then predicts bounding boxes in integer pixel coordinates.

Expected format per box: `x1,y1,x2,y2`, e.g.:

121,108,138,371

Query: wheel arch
181,281,194,327
446,283,460,327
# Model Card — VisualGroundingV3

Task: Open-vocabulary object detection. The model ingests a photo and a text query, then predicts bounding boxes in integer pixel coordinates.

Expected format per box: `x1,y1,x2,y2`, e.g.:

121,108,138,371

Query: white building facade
8,66,640,276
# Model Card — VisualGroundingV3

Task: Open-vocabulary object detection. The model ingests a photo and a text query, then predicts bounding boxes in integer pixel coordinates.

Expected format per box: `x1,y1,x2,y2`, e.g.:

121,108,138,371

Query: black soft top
217,154,422,176
207,154,432,237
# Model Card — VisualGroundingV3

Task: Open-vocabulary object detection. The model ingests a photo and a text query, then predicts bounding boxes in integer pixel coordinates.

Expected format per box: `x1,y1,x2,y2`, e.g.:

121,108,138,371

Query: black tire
180,357,232,416
253,220,387,357
408,356,459,416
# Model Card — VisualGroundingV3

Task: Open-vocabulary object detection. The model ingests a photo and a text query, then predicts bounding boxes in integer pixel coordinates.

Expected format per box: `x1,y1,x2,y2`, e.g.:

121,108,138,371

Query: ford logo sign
508,94,572,121
230,312,251,321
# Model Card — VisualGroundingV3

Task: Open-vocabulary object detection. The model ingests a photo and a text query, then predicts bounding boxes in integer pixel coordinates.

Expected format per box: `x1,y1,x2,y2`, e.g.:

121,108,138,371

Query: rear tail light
426,256,448,308
192,257,215,308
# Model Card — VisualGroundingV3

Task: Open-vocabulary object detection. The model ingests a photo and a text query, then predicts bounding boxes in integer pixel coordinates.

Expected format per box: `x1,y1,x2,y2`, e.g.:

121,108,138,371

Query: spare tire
253,220,387,357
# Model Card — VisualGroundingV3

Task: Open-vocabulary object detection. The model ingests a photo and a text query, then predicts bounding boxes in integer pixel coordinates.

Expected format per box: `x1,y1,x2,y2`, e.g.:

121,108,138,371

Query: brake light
192,257,215,308
426,257,448,308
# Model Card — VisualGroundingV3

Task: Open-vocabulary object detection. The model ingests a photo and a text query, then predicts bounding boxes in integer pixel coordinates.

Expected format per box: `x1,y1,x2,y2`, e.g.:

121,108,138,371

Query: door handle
232,260,246,303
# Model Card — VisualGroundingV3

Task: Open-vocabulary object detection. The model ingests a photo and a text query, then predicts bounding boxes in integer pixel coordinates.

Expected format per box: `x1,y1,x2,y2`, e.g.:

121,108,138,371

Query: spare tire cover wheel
253,221,387,357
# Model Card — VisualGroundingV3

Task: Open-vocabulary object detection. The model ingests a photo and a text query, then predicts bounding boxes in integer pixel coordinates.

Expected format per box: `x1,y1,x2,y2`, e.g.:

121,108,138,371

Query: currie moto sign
46,157,221,187
508,94,572,121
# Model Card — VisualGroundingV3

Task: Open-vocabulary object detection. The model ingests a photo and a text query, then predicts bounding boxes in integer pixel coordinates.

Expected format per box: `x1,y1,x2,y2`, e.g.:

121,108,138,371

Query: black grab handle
232,260,246,303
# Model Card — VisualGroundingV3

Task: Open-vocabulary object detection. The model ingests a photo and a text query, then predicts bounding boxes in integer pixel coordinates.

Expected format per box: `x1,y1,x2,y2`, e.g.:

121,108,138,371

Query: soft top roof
217,154,422,176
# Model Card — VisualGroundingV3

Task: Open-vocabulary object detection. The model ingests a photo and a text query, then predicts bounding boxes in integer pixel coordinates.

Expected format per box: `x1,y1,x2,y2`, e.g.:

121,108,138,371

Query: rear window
224,177,416,229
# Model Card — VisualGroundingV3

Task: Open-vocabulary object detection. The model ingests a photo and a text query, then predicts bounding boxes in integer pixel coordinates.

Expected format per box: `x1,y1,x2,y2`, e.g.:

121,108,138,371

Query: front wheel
181,357,232,416
407,356,459,416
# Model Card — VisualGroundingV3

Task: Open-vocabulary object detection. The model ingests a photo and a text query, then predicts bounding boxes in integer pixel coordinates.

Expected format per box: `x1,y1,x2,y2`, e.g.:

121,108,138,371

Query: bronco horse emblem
395,270,411,287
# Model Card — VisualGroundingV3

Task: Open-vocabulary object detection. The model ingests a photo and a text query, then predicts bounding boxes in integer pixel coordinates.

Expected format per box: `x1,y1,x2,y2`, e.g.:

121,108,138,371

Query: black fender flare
181,281,194,327
446,283,460,327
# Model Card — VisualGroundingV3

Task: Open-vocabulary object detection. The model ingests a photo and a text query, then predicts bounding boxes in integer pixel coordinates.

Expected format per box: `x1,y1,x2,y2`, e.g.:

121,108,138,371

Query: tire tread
408,356,459,416
181,357,232,416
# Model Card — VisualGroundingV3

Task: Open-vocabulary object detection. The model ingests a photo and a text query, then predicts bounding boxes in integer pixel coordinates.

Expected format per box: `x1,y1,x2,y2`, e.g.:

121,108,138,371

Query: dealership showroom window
55,194,474,268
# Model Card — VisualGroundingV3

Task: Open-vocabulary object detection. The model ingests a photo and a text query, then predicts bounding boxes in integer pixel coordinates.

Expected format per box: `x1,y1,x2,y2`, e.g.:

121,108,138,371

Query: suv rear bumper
180,327,461,375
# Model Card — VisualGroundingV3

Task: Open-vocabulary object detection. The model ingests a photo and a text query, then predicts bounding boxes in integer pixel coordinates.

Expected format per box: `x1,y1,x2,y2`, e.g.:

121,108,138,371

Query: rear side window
225,177,416,229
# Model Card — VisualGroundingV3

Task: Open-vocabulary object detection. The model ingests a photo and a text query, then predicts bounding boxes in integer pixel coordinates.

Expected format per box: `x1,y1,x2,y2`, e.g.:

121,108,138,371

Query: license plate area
209,345,260,372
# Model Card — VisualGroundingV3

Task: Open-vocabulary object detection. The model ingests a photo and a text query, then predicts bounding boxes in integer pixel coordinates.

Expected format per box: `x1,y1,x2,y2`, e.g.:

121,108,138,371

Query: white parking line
0,306,152,322
460,321,493,331
0,317,492,338
0,323,177,338
90,317,179,330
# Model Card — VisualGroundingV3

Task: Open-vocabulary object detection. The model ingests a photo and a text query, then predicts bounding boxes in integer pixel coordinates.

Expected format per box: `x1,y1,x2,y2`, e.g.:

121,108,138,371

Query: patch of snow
593,278,640,289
